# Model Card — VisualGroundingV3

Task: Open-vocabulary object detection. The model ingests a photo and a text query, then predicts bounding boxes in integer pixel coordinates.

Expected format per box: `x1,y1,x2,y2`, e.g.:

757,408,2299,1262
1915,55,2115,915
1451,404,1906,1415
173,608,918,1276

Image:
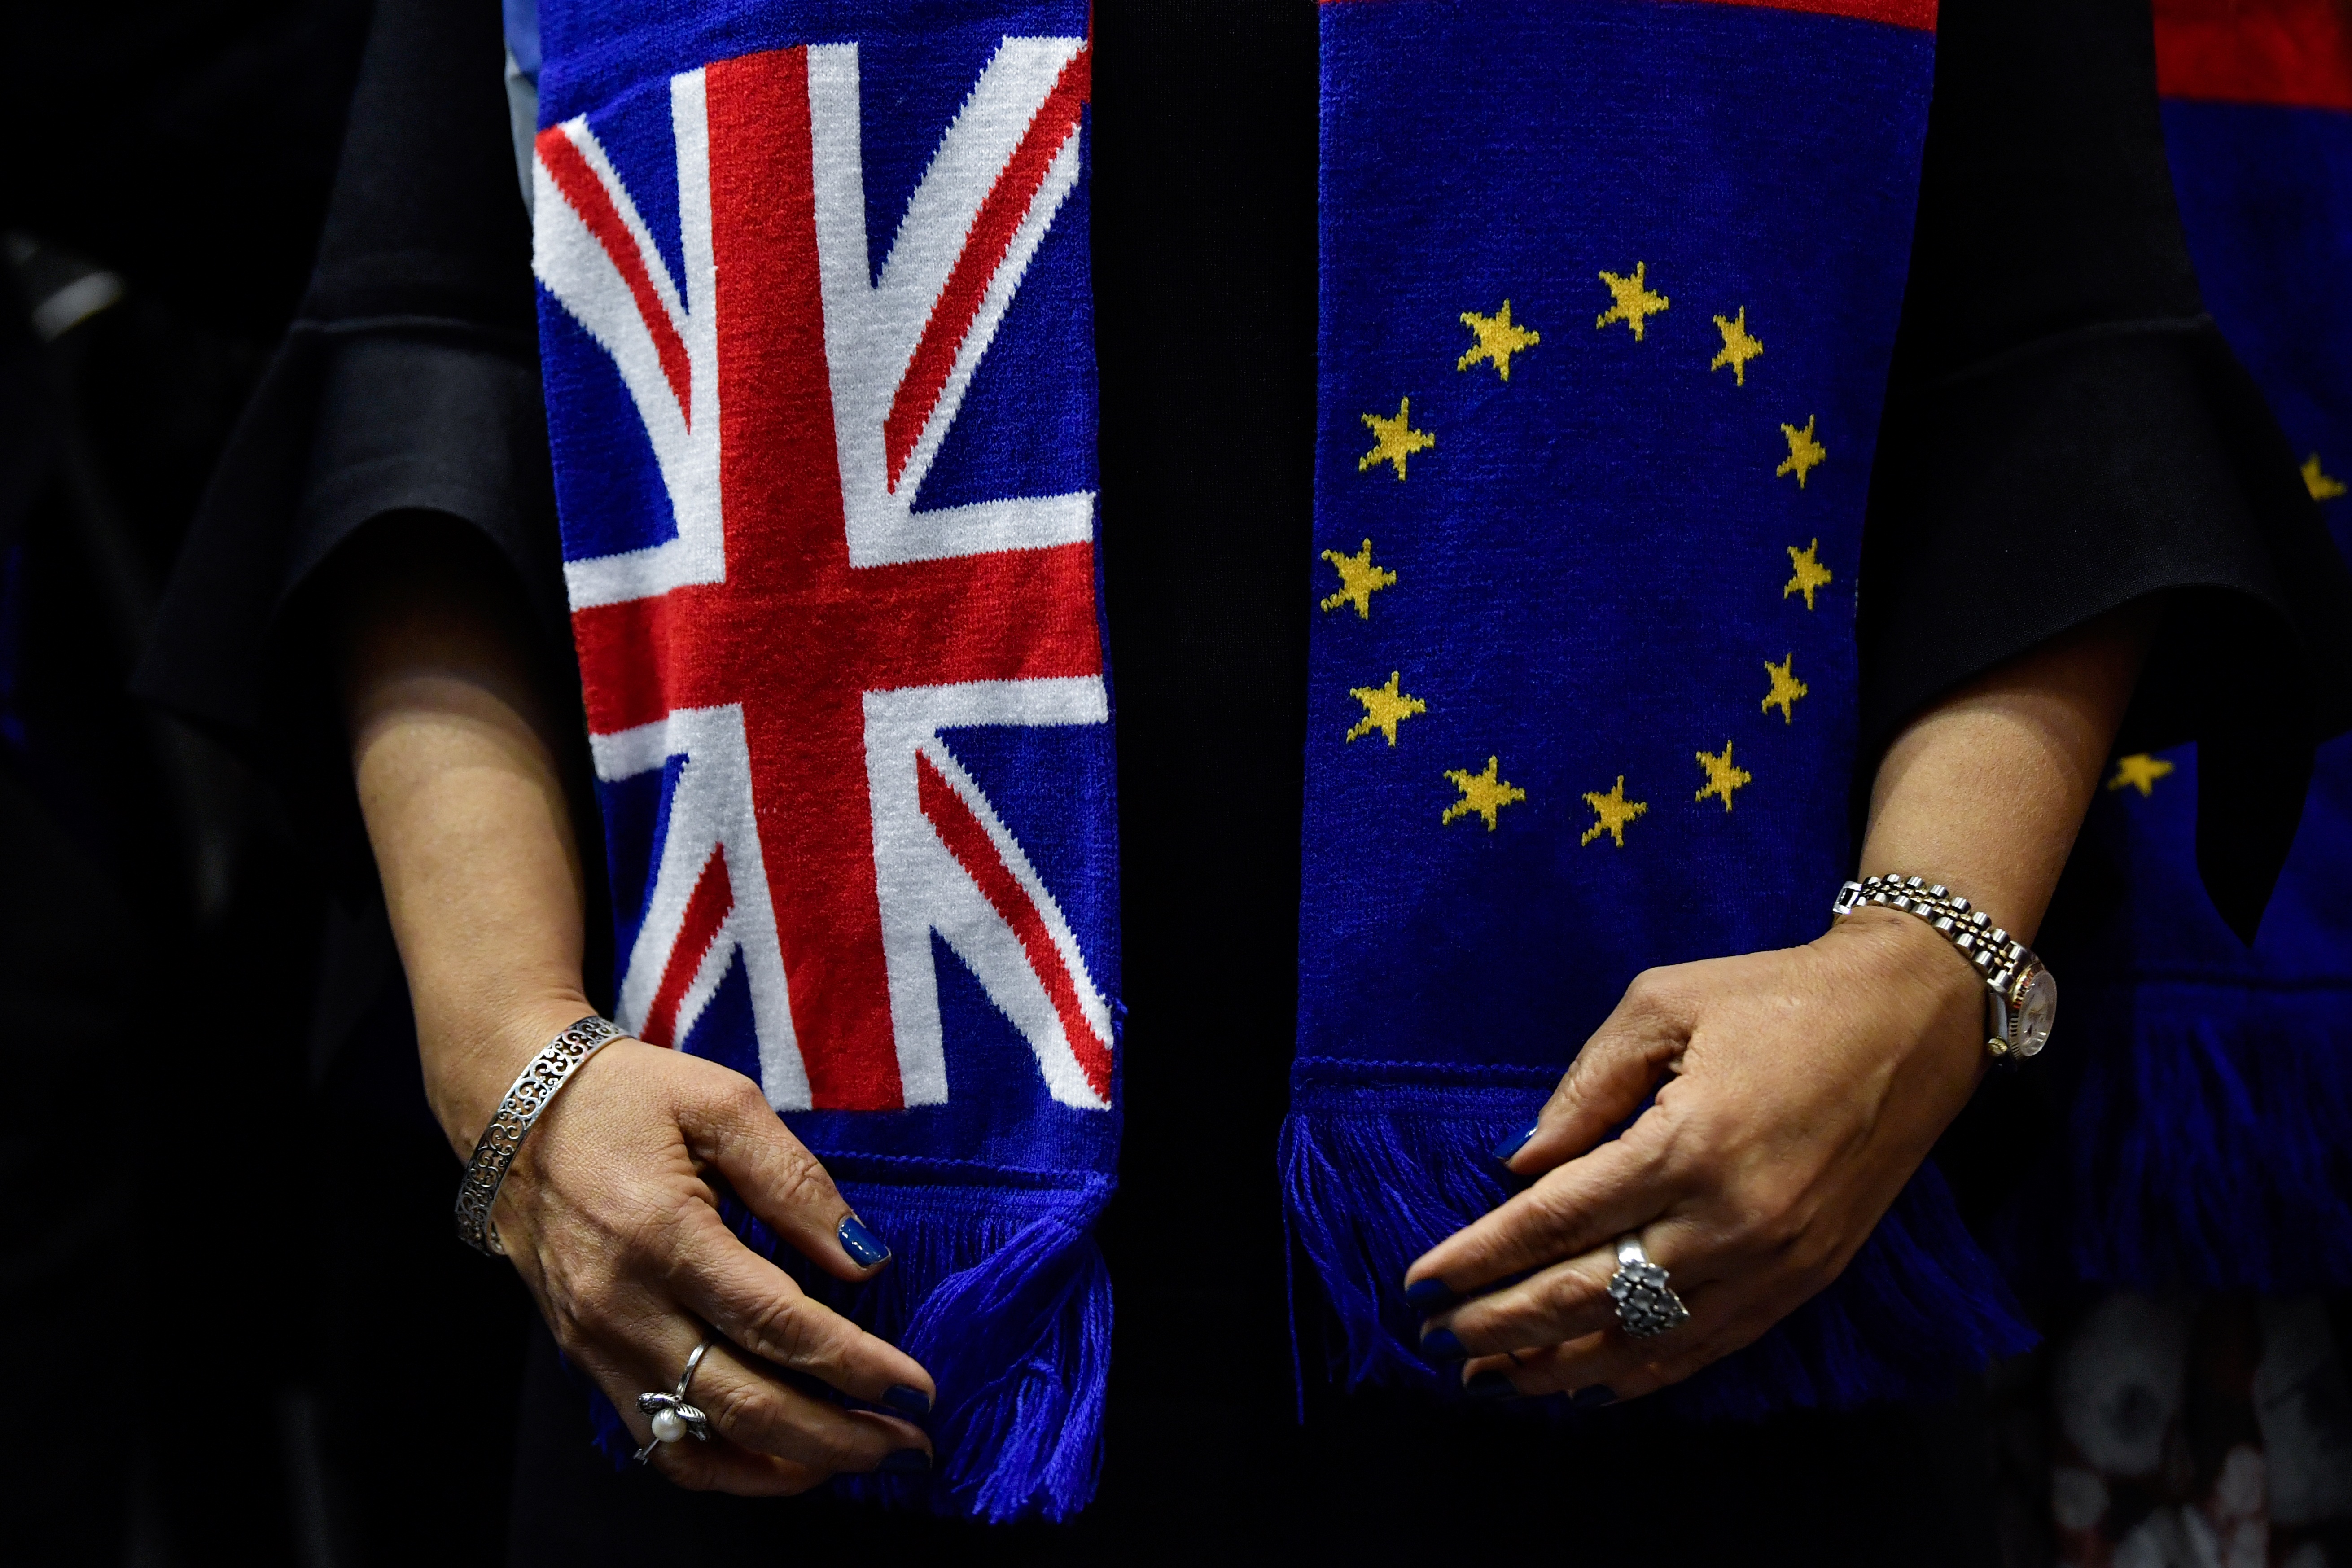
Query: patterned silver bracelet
454,1015,628,1256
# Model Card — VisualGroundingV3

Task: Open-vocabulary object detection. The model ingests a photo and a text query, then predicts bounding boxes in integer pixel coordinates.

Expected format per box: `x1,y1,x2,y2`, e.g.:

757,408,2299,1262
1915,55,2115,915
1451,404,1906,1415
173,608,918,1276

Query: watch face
2013,966,2057,1058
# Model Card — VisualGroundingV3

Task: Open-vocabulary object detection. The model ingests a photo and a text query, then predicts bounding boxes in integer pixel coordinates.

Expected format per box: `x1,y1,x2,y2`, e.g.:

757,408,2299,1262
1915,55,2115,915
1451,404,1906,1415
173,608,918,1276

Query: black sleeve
134,0,578,898
1858,0,2352,941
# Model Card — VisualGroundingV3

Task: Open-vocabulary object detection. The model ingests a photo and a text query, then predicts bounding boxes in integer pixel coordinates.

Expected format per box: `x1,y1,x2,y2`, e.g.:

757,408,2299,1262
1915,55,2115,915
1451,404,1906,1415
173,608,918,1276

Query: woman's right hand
462,1002,937,1495
341,527,932,1494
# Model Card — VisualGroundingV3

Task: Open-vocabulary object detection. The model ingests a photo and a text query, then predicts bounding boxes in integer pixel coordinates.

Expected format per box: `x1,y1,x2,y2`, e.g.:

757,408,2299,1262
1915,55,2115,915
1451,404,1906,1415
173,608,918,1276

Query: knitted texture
532,0,1116,1520
1293,0,2037,1411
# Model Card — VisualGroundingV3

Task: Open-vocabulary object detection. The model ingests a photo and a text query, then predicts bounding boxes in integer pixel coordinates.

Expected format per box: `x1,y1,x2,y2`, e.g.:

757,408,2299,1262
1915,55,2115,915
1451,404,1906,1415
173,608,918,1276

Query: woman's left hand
1404,904,1989,1402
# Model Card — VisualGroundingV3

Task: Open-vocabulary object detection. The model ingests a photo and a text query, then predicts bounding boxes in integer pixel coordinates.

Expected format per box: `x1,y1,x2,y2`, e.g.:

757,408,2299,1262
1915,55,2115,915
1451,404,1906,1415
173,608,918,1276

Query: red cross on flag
533,36,1115,1114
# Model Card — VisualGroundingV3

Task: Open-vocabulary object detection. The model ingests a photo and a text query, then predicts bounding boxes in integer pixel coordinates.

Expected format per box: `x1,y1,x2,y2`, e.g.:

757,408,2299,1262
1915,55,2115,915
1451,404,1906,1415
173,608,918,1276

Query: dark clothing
1862,0,2352,938
135,0,2352,1562
0,7,366,1562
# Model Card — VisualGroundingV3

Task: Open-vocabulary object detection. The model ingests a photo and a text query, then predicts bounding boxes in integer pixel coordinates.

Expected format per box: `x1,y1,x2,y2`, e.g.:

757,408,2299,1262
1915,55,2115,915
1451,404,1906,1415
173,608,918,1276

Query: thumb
1501,968,1692,1175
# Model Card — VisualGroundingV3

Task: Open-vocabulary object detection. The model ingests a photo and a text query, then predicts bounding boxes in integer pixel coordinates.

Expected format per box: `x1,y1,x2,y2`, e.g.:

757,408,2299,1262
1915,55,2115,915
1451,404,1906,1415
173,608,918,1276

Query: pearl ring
633,1332,718,1463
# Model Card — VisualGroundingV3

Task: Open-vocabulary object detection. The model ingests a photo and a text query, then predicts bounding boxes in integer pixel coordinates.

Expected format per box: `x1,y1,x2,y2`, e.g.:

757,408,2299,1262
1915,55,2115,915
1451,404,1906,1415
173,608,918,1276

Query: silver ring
1607,1233,1690,1339
632,1332,718,1463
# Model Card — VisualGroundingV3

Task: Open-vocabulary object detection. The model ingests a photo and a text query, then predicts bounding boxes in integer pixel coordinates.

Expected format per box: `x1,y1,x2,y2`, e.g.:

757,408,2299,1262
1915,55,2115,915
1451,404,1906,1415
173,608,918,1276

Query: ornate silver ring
1607,1233,1690,1339
633,1332,719,1464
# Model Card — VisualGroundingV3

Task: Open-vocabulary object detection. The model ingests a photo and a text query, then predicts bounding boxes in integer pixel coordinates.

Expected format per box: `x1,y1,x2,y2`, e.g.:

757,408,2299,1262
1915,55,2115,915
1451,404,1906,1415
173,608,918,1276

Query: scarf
2004,0,2352,1294
524,0,2040,1522
1286,0,2032,1421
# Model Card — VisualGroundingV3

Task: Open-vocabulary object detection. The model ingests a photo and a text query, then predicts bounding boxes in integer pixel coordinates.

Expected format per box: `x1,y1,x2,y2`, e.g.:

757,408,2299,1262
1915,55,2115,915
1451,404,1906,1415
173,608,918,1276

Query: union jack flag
531,32,1115,1115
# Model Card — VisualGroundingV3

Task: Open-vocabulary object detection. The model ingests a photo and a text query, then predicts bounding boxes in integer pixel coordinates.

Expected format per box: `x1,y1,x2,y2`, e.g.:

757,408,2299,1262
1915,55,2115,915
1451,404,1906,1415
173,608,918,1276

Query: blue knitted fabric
1290,0,2036,1417
529,0,1117,1520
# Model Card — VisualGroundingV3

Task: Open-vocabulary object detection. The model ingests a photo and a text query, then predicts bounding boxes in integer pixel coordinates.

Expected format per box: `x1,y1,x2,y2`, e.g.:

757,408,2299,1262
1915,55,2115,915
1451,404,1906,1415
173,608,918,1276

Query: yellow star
2304,453,2346,500
1776,415,1826,487
1595,262,1669,342
1761,653,1809,723
1579,775,1647,847
1346,670,1427,746
1783,538,1833,611
1319,538,1397,619
1457,299,1541,382
1358,397,1435,481
1443,755,1527,831
1709,307,1763,387
1693,740,1752,811
2107,753,2176,797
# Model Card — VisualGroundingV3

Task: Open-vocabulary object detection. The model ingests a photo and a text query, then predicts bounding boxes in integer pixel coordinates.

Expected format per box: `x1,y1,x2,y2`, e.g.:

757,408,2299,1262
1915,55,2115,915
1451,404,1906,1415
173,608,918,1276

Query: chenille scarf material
525,0,2050,1524
530,0,1117,1520
1285,0,2036,1419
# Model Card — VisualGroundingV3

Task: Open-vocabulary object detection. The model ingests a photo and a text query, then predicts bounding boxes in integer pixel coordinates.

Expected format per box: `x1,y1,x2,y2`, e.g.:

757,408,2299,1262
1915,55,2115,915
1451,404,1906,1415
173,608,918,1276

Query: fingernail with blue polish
882,1385,932,1419
1571,1385,1617,1409
1491,1121,1539,1166
1404,1277,1457,1313
838,1214,892,1269
1420,1326,1467,1361
879,1448,933,1475
1465,1369,1517,1401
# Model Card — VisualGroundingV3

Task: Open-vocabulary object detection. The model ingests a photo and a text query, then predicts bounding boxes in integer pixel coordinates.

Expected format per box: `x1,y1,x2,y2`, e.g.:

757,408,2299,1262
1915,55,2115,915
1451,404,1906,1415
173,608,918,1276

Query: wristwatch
1831,873,2058,1060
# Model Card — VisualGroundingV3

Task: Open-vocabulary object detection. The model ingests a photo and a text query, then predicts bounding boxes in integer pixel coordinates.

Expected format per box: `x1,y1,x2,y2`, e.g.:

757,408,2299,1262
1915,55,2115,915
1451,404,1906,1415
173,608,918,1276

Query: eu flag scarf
1288,0,2031,1420
2004,0,2352,1294
527,0,2033,1523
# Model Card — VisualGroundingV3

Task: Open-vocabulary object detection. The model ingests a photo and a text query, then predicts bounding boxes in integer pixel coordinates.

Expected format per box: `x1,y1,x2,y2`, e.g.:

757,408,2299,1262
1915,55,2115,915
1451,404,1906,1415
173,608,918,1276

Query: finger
683,1343,933,1476
1475,1281,1779,1403
594,1317,933,1478
668,1206,936,1412
1420,1215,1729,1359
1420,1240,1618,1359
1406,1129,1678,1303
679,1071,888,1282
1499,969,1693,1177
651,1437,829,1497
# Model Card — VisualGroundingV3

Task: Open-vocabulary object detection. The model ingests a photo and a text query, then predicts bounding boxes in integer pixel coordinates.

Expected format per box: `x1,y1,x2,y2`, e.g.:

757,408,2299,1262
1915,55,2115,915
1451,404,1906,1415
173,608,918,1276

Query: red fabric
569,46,1105,1108
1319,0,1936,35
2155,0,2352,109
642,850,735,1049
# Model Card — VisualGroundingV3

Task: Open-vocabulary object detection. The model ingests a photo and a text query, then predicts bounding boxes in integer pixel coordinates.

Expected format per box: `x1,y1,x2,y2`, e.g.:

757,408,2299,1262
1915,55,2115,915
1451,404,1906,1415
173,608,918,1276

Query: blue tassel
1281,1056,2036,1418
2001,980,2352,1293
584,1162,1112,1523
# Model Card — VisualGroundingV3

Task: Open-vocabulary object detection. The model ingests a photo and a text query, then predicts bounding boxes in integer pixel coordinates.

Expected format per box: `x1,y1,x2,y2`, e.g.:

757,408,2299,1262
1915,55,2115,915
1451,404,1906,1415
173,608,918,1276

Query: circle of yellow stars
1326,257,1854,844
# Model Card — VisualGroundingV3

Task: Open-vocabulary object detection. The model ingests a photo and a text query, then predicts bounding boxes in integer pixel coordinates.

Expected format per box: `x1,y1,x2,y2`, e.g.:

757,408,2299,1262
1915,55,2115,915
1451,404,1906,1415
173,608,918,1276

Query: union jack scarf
525,0,2036,1523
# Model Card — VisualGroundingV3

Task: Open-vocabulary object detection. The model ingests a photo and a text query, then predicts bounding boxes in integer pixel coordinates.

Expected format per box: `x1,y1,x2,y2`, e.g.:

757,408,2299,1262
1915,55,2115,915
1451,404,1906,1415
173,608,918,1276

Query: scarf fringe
2008,983,2352,1293
587,1168,1111,1523
1279,1071,2036,1418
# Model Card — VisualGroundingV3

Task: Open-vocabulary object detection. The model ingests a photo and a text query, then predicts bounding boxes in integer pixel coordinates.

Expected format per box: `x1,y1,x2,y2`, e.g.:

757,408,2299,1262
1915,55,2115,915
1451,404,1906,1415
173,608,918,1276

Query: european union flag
1302,0,1935,1069
1284,0,2037,1415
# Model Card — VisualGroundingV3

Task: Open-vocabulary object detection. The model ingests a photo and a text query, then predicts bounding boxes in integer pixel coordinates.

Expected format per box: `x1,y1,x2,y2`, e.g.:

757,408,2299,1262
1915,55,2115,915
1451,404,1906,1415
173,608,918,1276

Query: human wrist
420,986,604,1159
1819,904,1989,1072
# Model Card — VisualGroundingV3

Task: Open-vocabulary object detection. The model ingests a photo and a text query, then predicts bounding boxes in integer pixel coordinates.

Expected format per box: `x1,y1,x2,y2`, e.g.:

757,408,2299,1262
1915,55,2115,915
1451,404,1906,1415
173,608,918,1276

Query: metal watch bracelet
454,1015,628,1255
1831,874,2059,1060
